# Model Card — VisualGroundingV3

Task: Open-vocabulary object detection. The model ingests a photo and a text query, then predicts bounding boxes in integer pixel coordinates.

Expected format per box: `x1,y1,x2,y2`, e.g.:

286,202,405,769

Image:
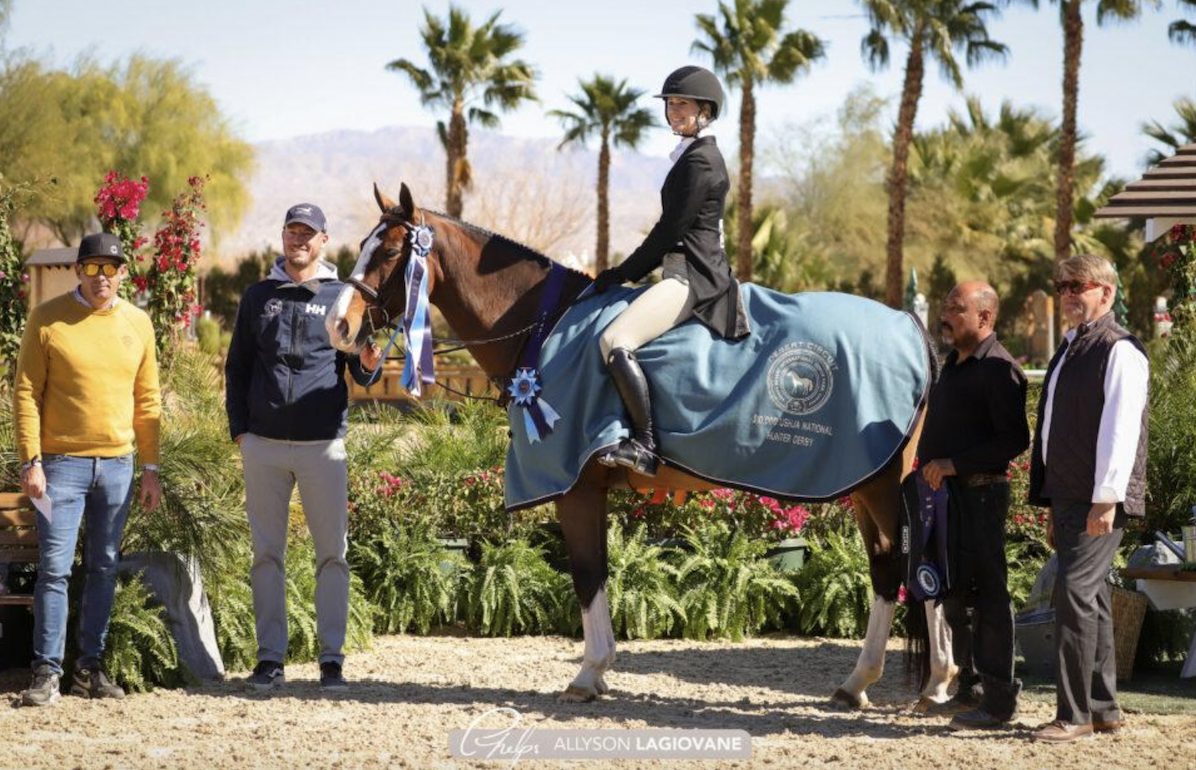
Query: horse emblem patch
765,341,835,416
263,298,283,317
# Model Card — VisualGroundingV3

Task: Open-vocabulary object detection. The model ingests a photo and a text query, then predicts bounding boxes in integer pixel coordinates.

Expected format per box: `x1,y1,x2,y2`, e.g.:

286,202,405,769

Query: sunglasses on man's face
1053,279,1103,296
81,263,121,278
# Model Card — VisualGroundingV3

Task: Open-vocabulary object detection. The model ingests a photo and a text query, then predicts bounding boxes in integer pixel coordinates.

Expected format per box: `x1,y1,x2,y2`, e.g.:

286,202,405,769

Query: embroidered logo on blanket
766,342,836,416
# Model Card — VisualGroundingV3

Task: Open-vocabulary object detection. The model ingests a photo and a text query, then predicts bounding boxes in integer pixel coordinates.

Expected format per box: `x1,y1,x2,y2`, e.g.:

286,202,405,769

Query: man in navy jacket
225,203,379,693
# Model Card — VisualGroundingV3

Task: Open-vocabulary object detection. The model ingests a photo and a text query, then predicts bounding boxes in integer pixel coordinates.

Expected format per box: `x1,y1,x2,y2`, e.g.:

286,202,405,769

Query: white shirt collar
73,288,119,310
670,136,697,164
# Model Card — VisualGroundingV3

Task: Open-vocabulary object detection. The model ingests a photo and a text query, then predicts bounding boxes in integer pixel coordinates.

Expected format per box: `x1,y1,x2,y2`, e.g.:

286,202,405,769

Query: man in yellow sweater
13,231,162,707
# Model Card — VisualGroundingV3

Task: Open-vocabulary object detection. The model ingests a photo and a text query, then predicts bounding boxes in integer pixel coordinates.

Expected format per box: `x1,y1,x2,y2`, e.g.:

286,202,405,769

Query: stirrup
598,440,659,477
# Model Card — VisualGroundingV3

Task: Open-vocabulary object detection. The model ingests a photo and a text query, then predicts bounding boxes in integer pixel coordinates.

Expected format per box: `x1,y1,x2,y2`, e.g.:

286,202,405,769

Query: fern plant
792,528,873,638
606,521,685,640
465,539,570,637
102,573,187,693
673,520,798,641
349,514,464,634
206,561,258,673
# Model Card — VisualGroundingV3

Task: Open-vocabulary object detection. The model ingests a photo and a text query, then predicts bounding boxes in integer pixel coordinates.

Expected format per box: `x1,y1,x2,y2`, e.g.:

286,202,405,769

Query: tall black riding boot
599,347,659,477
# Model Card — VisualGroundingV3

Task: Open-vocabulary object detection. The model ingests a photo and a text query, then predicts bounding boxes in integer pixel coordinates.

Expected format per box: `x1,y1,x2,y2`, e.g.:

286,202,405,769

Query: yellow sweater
14,292,161,464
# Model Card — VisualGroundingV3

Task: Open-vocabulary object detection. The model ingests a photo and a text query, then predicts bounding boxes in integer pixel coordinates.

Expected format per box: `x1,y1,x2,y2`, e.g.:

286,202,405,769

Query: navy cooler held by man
225,203,378,693
1029,254,1149,743
917,281,1030,729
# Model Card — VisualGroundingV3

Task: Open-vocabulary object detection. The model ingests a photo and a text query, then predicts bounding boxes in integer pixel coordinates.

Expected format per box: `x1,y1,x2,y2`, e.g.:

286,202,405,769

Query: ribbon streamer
400,223,436,397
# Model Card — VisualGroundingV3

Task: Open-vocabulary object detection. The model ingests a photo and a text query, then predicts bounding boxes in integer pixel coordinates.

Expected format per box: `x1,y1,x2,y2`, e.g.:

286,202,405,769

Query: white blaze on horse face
327,223,386,351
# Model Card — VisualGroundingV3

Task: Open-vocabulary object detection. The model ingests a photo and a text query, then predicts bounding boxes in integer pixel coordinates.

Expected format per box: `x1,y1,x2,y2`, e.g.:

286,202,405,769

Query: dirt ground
3,634,1195,770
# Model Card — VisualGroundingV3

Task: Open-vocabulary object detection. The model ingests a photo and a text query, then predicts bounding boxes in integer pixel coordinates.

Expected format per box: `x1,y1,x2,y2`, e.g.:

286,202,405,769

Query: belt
962,472,1008,488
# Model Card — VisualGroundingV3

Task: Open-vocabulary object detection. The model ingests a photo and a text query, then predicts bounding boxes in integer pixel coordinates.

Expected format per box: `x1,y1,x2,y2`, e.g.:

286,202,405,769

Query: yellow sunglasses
81,263,121,277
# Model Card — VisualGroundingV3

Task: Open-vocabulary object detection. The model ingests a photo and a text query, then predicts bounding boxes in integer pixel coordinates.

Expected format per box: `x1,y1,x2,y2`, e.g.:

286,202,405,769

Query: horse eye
382,248,402,259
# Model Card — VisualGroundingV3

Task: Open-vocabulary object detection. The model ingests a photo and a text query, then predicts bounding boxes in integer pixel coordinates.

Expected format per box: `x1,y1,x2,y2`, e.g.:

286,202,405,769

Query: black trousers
1051,499,1125,725
942,481,1019,718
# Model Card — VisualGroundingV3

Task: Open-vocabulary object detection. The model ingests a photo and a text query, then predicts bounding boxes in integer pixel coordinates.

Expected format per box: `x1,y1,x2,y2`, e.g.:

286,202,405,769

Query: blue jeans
32,454,134,675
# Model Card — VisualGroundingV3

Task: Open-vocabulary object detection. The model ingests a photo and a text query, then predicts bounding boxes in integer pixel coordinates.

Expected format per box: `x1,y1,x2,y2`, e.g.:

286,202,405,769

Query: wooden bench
0,492,36,609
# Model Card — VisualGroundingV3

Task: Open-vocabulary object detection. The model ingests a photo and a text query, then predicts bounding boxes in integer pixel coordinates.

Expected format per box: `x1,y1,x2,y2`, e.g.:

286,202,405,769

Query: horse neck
428,226,588,379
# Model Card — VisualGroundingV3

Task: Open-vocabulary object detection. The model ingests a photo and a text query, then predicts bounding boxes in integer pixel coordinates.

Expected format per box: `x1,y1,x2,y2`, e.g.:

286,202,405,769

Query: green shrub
103,573,187,693
196,316,221,354
465,539,571,637
349,514,464,634
1146,334,1196,533
673,520,798,641
206,562,257,673
791,528,872,638
606,521,685,640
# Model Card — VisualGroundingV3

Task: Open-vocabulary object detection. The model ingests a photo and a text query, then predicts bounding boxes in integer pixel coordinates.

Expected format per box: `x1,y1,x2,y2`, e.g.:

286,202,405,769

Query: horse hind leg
555,478,616,703
918,598,958,705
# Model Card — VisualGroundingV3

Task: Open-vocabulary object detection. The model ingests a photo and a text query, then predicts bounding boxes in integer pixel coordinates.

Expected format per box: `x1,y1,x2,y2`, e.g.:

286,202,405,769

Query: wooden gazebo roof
1095,144,1196,220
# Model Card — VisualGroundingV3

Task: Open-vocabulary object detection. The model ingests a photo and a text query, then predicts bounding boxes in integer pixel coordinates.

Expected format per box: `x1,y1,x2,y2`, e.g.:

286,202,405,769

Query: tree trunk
1055,0,1083,263
596,128,611,273
737,78,756,283
446,99,468,219
884,27,926,309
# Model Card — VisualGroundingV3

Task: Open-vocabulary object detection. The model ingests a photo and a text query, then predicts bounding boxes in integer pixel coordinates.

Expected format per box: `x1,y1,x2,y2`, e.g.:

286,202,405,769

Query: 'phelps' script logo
765,342,836,416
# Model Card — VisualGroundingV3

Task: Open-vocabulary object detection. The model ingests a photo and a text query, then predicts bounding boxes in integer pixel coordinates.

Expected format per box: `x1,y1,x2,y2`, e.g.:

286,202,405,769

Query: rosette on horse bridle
507,263,569,444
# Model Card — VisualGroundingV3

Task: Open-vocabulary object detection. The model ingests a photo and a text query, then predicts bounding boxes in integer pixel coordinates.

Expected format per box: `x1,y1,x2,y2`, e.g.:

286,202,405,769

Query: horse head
326,182,432,353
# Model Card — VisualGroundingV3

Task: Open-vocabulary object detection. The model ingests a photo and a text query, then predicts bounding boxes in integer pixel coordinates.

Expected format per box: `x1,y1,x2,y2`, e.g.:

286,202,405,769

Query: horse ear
399,183,417,220
373,183,395,213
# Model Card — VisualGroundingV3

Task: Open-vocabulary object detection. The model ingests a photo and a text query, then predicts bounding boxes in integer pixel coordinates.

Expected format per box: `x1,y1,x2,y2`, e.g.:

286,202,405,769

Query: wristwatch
21,457,41,472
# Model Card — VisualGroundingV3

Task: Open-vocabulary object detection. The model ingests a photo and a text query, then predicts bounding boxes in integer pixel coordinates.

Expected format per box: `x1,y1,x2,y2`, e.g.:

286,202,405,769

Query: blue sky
5,0,1192,178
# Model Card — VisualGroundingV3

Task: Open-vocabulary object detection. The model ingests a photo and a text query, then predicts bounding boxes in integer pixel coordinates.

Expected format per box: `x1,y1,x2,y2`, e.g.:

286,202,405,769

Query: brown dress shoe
1032,720,1094,743
1093,718,1125,734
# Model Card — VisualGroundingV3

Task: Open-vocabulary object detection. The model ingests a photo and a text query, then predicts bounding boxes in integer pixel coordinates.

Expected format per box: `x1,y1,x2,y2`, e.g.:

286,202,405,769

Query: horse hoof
595,675,609,695
558,685,598,703
830,688,866,710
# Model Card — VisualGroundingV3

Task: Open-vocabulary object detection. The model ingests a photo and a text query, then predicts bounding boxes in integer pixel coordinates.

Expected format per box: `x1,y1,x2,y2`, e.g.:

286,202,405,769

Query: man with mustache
1028,255,1148,743
917,280,1029,730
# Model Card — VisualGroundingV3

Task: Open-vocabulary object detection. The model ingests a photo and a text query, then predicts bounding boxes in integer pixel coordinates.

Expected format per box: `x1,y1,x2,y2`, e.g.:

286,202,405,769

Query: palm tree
1143,96,1196,165
693,0,826,283
549,75,656,272
1032,0,1159,263
859,0,1008,307
1169,0,1196,48
386,4,537,219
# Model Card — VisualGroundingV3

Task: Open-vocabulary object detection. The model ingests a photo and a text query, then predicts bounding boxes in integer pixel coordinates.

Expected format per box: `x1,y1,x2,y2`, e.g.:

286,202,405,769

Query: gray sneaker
319,661,348,692
246,660,285,692
71,665,125,699
21,665,61,707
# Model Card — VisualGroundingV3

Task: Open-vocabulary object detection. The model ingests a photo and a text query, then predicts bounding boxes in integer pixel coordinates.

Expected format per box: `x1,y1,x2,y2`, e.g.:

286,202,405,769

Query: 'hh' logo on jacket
305,303,327,316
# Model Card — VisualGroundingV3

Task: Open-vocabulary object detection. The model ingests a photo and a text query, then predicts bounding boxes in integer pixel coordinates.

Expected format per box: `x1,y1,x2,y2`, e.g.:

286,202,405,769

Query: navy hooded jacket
225,258,371,441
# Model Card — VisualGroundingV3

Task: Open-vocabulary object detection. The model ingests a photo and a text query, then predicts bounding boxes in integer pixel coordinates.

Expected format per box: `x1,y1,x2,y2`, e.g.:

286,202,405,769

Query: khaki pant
599,276,694,361
240,434,349,665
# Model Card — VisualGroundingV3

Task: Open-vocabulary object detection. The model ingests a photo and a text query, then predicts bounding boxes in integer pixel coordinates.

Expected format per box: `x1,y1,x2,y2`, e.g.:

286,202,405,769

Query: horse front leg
555,475,615,703
832,467,903,709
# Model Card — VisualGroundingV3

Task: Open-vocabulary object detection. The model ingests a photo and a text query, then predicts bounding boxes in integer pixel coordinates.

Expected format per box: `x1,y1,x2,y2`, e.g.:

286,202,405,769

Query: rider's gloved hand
593,268,625,294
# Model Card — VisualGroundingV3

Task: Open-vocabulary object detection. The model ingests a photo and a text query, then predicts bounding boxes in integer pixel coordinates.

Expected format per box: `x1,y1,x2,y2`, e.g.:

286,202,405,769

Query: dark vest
1028,312,1148,515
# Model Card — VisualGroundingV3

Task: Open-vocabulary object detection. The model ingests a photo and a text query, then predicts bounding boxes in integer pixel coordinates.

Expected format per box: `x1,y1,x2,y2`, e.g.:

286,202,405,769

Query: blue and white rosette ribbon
508,367,560,444
400,223,436,397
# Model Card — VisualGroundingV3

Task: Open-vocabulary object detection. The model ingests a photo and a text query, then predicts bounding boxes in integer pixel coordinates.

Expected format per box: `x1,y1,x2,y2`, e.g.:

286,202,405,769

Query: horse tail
903,596,931,691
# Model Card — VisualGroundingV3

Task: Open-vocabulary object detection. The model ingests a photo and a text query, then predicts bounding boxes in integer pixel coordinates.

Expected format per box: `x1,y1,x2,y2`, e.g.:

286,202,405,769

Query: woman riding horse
593,65,750,478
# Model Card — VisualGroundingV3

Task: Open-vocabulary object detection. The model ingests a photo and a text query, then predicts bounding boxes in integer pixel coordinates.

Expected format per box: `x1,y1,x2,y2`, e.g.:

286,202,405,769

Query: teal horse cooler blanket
504,285,933,511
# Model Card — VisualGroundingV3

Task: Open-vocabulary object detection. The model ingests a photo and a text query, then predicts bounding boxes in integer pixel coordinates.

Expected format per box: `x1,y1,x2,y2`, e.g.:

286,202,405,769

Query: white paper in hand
30,491,52,523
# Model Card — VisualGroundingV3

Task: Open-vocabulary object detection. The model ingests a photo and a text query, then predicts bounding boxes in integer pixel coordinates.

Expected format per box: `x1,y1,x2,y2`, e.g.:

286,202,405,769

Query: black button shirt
917,334,1030,476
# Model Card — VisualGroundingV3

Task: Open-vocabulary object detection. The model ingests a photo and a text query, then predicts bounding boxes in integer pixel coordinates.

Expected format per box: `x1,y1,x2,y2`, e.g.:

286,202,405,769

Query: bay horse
327,184,957,707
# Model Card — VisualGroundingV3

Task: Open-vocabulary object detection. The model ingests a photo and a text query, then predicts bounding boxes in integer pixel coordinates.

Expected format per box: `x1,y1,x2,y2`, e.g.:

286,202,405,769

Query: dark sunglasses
1053,279,1102,296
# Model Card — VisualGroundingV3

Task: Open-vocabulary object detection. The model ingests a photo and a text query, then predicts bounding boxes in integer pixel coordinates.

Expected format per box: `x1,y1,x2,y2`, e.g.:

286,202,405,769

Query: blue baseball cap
283,203,327,233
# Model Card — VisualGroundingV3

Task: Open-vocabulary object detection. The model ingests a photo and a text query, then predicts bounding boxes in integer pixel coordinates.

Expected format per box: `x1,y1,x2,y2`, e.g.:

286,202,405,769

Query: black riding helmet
654,65,725,122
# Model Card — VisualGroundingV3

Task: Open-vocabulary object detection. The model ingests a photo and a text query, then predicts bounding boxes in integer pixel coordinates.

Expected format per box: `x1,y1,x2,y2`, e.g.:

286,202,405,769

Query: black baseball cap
77,232,126,263
284,203,327,233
